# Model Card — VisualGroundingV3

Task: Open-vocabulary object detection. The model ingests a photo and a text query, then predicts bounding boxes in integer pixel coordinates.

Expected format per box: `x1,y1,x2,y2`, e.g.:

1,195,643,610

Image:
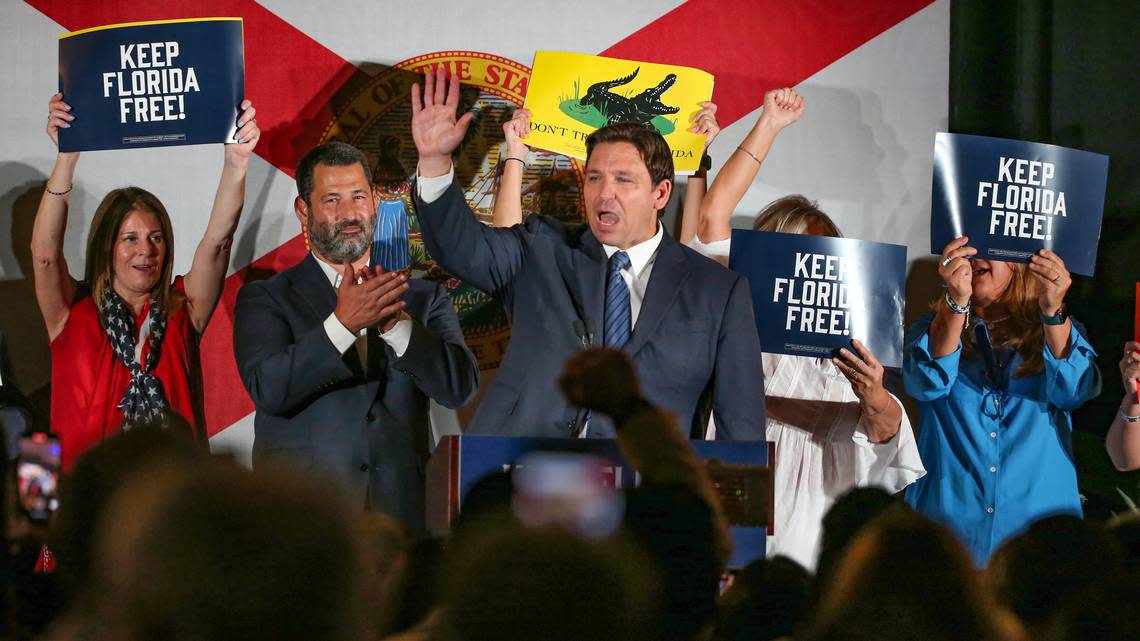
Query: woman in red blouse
32,93,260,469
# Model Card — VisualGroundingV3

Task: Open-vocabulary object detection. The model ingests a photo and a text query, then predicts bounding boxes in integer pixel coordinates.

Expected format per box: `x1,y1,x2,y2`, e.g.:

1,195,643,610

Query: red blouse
50,277,205,470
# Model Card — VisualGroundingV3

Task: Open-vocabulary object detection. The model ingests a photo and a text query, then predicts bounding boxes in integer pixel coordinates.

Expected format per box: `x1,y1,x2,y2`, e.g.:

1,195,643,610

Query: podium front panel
426,435,773,568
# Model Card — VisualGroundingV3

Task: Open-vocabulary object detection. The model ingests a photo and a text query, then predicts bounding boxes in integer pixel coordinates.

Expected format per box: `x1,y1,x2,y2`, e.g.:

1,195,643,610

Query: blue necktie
604,251,632,348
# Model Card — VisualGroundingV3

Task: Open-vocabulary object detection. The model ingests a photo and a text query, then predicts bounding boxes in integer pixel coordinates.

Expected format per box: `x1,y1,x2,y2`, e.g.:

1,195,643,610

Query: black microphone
570,319,595,437
572,319,595,348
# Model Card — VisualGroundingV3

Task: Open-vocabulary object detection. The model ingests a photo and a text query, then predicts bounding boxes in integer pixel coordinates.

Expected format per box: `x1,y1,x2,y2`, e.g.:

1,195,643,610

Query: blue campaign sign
57,18,244,152
729,230,907,369
930,133,1108,276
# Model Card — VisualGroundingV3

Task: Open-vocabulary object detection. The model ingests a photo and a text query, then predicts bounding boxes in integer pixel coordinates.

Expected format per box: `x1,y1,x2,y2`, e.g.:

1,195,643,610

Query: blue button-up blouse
902,313,1101,564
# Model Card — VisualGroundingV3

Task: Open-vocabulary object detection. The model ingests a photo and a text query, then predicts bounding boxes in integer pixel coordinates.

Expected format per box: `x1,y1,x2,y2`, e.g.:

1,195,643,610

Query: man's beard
308,213,374,264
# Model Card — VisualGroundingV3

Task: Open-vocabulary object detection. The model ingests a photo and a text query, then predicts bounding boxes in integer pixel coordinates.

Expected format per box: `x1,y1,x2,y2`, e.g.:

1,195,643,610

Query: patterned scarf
101,289,168,428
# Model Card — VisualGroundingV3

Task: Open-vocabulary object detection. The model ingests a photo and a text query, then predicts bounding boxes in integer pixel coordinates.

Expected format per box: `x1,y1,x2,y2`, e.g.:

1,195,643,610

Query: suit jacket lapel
294,253,339,320
293,254,368,381
625,233,690,357
572,229,608,343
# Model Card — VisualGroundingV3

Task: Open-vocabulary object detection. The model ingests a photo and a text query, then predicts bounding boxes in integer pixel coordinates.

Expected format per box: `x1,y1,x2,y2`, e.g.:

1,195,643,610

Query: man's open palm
411,68,474,163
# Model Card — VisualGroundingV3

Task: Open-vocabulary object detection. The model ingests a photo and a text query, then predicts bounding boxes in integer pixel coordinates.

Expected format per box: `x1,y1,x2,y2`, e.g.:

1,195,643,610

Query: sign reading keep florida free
57,18,244,152
729,230,907,369
930,133,1109,276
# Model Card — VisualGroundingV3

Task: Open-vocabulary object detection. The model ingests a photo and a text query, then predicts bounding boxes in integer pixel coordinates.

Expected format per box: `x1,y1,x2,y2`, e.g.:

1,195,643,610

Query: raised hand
759,87,804,130
1028,249,1071,315
503,108,531,160
225,99,260,165
689,101,720,149
938,236,976,308
411,68,474,177
333,262,409,333
559,347,642,419
46,93,76,151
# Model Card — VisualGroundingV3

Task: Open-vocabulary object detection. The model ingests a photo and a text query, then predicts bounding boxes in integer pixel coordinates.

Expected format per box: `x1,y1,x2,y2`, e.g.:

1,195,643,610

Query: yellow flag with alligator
523,51,714,173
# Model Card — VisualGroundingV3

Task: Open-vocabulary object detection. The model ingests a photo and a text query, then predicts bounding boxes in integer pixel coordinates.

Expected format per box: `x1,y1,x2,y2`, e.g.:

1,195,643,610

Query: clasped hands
333,262,409,334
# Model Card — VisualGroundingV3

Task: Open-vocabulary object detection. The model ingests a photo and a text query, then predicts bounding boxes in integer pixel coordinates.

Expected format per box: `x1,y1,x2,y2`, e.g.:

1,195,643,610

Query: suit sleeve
416,180,530,295
390,283,479,409
233,282,355,416
711,275,767,440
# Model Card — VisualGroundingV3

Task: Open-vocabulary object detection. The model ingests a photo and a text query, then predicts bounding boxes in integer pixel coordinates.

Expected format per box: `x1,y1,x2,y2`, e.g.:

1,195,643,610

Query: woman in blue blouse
904,236,1101,564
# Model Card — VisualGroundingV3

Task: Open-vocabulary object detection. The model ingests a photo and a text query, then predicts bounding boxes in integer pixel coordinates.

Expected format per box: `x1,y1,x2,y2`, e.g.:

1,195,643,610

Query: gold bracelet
45,184,72,196
736,146,761,164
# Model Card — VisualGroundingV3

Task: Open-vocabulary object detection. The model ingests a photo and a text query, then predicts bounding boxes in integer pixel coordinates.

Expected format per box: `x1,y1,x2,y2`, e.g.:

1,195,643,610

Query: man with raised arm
410,69,765,440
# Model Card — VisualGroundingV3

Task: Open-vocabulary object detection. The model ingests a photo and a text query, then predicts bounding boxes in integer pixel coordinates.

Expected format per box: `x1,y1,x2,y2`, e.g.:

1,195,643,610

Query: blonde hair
85,187,176,327
752,194,842,237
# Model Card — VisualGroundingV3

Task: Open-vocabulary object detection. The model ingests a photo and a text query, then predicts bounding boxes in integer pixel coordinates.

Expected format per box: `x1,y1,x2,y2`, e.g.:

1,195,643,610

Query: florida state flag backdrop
1,0,949,462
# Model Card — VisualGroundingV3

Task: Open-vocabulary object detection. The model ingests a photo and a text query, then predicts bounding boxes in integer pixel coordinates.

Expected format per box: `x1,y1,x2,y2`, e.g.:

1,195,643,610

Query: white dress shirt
315,256,411,359
687,234,926,570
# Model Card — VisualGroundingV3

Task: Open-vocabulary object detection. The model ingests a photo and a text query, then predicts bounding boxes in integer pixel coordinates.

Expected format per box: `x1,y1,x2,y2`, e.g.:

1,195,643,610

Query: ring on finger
941,257,953,268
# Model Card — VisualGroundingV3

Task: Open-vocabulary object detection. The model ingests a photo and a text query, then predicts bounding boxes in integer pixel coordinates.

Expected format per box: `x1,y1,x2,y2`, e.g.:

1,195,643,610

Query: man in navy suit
410,70,765,440
233,141,478,531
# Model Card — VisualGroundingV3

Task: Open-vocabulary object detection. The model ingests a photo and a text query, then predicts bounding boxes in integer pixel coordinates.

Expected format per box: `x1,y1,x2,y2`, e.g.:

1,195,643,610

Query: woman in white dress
680,88,925,570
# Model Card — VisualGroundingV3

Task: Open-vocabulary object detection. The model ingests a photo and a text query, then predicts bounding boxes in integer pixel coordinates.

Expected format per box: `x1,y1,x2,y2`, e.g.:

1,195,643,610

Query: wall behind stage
0,0,948,463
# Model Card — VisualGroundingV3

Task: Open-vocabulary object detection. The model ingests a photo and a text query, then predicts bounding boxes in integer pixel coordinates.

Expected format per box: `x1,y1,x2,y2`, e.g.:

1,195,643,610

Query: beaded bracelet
943,291,970,314
45,184,72,196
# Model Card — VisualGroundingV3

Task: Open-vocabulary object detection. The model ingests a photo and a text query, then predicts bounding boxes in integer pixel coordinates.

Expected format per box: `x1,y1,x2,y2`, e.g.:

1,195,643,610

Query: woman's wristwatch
1040,305,1069,326
1121,405,1140,424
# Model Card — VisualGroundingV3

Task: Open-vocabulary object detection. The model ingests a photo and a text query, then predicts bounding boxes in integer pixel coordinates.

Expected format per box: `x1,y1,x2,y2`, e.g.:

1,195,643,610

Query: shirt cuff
851,393,927,493
324,313,357,354
416,166,455,204
380,318,412,358
912,331,962,372
1044,322,1098,363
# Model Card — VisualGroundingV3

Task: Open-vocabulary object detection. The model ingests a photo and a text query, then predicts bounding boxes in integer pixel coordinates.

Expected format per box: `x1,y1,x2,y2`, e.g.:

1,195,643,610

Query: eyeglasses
981,388,1005,419
973,321,1009,420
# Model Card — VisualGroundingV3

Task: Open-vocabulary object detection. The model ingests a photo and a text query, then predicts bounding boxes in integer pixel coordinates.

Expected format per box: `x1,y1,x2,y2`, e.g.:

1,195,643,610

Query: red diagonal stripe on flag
603,0,937,127
27,0,935,437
